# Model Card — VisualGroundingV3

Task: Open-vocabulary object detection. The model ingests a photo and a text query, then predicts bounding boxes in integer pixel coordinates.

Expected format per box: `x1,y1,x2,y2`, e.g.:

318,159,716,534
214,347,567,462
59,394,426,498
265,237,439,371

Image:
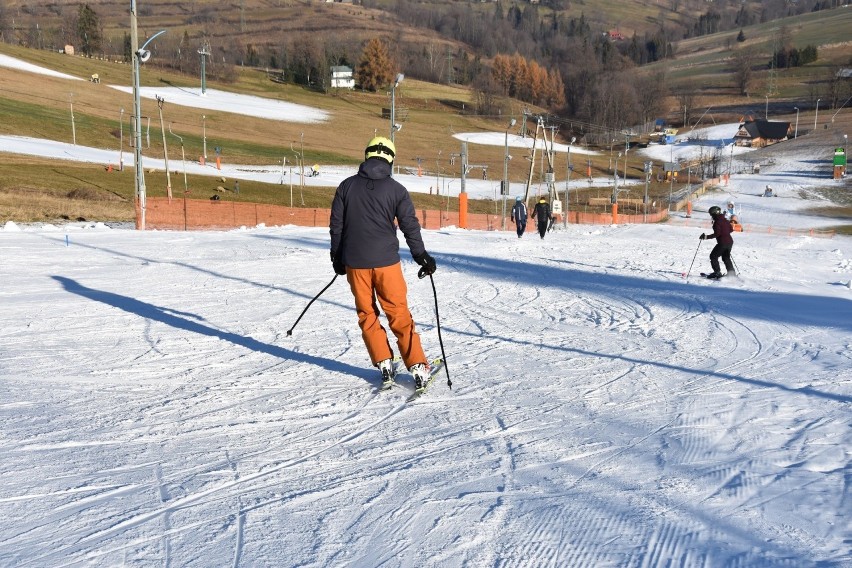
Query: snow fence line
142,197,670,231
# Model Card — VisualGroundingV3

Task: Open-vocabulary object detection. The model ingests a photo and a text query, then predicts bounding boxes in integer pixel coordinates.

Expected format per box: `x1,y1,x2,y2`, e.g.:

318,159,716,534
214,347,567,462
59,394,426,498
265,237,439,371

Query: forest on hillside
0,0,848,139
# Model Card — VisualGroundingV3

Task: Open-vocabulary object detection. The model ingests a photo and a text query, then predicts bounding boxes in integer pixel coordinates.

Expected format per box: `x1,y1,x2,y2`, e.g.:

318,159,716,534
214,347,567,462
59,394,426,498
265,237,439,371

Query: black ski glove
330,251,346,275
413,251,437,278
699,233,706,240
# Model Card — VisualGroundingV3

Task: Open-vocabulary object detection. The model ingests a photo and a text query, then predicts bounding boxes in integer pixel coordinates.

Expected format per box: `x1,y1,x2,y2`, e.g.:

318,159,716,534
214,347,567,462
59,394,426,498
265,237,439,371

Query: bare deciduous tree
731,47,758,96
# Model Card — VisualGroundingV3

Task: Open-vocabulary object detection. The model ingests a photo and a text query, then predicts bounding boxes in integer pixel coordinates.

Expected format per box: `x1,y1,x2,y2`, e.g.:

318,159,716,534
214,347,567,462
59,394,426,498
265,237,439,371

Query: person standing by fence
511,196,527,238
531,198,552,239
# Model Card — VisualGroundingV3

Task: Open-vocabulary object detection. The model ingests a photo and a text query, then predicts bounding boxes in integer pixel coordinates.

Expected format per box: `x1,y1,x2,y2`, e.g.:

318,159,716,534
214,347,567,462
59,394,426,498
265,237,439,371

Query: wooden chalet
733,119,792,148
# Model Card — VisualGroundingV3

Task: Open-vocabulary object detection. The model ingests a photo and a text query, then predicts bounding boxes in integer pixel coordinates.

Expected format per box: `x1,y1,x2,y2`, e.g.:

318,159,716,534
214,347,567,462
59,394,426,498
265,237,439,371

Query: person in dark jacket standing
700,205,735,278
510,196,527,238
531,198,552,239
329,136,437,387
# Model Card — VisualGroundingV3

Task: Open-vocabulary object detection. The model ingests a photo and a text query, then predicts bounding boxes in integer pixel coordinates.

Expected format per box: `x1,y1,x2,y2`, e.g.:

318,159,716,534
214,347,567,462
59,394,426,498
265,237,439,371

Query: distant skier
329,136,436,388
531,198,552,239
510,196,527,238
700,205,735,278
724,201,738,219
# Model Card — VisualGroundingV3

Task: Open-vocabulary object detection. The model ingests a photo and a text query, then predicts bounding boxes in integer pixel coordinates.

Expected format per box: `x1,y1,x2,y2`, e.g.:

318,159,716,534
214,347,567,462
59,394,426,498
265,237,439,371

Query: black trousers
710,243,734,273
537,221,548,238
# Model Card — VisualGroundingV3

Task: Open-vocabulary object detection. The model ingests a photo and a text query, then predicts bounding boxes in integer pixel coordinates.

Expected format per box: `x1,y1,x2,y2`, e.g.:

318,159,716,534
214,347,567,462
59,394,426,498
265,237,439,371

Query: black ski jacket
532,202,551,224
330,158,425,269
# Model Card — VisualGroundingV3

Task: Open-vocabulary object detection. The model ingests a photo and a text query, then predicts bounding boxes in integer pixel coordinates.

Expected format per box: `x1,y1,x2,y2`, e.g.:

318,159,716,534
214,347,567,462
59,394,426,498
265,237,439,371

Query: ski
405,358,444,403
700,272,724,279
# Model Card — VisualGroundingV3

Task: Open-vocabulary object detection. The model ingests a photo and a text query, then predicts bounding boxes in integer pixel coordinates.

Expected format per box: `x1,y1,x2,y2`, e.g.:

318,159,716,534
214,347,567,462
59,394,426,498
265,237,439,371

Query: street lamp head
136,49,151,63
570,137,576,144
393,123,402,132
508,118,516,128
394,73,404,87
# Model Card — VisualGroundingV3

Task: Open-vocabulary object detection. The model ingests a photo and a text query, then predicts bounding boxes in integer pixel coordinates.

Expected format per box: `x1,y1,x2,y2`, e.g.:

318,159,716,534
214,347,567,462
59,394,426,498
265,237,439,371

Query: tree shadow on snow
51,275,373,385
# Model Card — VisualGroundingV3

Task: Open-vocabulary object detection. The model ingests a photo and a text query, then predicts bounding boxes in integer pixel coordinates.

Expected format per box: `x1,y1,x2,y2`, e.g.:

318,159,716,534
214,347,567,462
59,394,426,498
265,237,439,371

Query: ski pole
419,268,451,389
286,274,338,336
684,239,702,280
730,254,740,276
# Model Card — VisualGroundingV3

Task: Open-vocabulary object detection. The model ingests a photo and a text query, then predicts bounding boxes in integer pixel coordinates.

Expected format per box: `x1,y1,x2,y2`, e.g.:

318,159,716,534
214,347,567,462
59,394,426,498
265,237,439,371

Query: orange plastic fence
143,198,673,232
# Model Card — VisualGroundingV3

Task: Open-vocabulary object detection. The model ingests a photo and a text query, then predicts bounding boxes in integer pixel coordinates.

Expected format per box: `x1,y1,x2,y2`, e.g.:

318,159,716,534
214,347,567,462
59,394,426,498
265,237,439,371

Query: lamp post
390,73,404,145
814,98,821,132
765,94,769,119
501,118,516,230
131,0,166,230
202,114,207,161
794,107,799,139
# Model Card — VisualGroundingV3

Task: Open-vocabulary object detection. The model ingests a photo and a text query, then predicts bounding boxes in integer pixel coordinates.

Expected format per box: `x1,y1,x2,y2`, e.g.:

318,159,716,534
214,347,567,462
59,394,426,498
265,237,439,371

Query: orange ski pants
346,262,426,369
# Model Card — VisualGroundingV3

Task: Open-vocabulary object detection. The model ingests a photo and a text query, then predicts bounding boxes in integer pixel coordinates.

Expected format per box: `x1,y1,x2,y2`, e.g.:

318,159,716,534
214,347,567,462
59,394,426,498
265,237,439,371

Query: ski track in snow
1,222,850,566
1,49,851,564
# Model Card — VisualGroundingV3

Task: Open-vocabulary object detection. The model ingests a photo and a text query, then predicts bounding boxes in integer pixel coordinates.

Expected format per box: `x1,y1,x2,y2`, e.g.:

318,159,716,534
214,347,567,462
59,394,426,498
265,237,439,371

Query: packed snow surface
1,52,851,567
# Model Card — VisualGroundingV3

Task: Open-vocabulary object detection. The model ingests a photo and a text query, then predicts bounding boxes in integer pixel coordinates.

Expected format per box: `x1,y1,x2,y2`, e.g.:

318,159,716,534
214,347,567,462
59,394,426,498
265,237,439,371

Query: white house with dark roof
331,66,354,89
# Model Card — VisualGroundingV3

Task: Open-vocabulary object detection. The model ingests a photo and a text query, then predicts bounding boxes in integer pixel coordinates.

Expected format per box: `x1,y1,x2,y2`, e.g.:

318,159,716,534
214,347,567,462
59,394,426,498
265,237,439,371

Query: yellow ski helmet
365,136,396,164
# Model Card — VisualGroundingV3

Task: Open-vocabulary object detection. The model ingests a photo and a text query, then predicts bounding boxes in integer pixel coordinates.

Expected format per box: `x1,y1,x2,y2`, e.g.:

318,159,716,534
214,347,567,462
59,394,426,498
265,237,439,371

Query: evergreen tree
76,4,102,56
356,38,394,92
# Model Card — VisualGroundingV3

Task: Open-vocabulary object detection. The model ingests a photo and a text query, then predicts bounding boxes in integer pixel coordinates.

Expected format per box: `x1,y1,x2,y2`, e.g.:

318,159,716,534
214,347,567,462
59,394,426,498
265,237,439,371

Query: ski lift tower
198,42,211,95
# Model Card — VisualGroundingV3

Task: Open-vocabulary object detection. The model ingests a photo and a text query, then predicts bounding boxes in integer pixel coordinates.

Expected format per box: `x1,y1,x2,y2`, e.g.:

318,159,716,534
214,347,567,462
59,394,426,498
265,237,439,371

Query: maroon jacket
707,215,734,245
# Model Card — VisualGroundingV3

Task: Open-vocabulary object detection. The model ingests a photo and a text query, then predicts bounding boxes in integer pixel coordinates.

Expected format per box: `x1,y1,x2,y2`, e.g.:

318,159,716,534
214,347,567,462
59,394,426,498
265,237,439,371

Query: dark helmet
709,205,722,217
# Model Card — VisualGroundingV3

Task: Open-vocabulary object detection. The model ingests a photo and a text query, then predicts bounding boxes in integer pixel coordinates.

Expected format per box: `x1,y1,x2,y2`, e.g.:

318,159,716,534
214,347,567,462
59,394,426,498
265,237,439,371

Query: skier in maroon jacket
700,205,735,278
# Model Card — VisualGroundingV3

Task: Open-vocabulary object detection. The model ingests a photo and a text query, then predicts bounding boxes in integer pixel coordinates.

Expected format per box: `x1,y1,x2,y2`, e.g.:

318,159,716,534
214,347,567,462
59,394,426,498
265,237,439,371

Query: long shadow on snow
51,276,373,384
438,253,850,404
38,233,355,321
444,252,852,333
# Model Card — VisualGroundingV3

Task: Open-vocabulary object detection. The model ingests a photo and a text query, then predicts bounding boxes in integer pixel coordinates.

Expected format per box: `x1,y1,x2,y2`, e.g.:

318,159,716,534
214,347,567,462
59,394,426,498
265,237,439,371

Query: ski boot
409,363,430,390
377,359,396,388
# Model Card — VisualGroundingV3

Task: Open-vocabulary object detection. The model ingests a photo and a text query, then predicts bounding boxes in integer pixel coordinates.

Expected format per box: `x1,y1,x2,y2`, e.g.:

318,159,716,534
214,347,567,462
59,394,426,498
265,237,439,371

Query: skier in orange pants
329,136,437,387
